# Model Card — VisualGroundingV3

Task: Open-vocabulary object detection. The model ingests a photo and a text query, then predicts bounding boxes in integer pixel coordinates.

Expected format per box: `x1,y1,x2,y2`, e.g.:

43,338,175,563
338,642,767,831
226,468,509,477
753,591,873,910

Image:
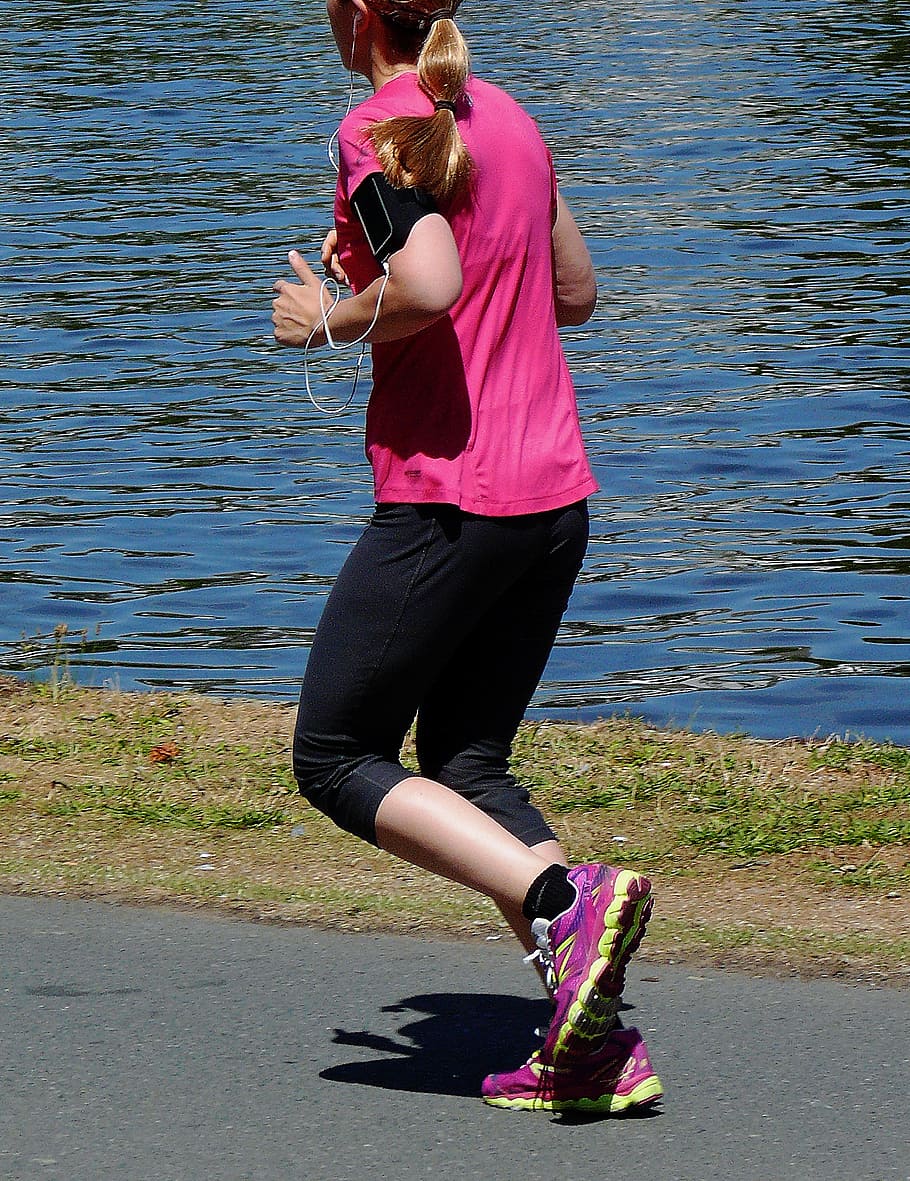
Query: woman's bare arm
552,194,597,327
272,214,463,348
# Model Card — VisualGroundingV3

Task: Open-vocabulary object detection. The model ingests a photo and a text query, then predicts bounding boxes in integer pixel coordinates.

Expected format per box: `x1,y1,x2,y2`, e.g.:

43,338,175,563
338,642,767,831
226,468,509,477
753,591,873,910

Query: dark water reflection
2,0,908,741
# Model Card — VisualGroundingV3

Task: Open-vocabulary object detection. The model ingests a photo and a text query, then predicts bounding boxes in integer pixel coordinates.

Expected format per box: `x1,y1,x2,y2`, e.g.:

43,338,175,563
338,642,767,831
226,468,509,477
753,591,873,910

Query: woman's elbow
430,268,463,315
556,275,597,326
411,266,463,320
394,214,463,320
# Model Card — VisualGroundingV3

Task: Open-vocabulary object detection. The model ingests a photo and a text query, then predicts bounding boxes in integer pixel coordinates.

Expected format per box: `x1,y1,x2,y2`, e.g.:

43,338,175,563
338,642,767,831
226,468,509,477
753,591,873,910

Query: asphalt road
1,895,906,1181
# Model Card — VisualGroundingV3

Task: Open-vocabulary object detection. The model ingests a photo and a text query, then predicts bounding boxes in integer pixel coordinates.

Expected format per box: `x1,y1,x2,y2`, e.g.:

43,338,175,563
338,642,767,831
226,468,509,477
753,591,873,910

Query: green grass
1,694,298,830
2,682,907,982
648,916,910,972
39,784,288,830
0,736,86,759
808,740,910,774
510,720,910,860
812,859,910,890
679,779,910,856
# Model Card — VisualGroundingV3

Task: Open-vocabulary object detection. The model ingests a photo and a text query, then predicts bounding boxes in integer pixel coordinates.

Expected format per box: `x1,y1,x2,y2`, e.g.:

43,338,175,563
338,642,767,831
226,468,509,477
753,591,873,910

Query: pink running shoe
482,1025,663,1113
531,864,652,1064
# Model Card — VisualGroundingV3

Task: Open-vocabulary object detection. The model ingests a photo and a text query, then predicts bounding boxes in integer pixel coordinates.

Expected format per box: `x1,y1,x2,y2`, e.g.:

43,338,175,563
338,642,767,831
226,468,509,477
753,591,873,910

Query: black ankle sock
522,864,575,922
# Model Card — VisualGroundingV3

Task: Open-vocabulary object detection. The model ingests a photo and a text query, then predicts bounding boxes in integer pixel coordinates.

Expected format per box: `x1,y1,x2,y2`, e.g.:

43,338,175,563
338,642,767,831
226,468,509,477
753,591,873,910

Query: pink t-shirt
334,72,598,516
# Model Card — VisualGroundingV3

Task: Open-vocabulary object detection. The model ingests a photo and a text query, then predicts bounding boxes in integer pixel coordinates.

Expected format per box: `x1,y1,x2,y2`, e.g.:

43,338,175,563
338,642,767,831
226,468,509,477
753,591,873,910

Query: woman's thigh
415,501,589,785
296,499,587,785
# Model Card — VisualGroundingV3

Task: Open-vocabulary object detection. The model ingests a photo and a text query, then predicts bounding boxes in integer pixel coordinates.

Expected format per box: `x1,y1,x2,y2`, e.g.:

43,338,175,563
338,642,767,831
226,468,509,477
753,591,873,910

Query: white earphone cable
303,265,391,415
305,16,389,417
327,20,358,173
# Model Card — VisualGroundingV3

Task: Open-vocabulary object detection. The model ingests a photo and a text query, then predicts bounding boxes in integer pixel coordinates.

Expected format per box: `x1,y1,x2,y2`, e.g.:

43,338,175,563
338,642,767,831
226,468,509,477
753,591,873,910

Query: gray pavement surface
1,895,906,1181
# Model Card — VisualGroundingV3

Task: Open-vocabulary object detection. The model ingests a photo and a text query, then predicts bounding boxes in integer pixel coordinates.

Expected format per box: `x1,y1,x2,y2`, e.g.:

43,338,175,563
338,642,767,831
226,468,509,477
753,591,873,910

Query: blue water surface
1,0,908,741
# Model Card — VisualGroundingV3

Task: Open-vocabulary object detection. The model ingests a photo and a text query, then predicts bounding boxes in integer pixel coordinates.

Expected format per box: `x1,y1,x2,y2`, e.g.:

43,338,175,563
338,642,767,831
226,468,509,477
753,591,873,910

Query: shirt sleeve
338,112,385,201
546,145,559,225
333,113,389,292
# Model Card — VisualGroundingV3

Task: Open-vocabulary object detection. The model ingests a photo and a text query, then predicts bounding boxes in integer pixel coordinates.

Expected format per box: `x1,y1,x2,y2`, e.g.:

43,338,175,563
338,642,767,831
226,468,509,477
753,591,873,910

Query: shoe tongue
530,917,551,946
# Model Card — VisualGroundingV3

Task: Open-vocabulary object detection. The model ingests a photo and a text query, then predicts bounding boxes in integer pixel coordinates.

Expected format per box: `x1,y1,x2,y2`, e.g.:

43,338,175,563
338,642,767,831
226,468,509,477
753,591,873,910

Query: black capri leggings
293,499,589,847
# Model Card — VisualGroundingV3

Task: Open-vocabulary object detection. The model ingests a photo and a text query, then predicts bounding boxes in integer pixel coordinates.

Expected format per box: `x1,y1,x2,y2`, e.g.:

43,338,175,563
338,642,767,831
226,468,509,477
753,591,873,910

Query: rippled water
2,0,909,741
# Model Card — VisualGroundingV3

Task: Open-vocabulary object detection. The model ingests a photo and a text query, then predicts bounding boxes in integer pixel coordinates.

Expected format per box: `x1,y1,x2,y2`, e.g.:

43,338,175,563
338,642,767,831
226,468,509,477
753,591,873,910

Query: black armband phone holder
351,173,438,266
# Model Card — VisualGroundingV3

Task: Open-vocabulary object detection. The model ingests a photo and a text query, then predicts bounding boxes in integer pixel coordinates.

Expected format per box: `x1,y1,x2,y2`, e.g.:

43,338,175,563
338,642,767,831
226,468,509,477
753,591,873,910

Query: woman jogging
272,0,661,1113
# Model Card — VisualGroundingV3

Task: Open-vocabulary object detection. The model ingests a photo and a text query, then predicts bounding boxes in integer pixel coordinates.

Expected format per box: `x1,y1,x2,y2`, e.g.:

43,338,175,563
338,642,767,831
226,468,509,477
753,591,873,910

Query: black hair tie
433,100,457,113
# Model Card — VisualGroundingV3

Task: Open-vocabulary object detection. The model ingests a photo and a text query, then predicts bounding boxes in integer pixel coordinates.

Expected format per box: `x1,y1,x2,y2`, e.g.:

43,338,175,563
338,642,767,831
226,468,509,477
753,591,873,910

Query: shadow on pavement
320,991,648,1113
321,991,548,1096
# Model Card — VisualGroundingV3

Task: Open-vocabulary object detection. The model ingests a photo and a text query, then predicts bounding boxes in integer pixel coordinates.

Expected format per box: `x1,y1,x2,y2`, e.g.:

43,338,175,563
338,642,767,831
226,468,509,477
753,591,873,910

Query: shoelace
524,916,558,995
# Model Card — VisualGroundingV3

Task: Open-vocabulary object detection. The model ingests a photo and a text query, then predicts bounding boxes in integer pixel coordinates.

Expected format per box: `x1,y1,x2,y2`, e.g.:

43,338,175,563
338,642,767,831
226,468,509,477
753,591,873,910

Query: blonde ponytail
368,17,473,205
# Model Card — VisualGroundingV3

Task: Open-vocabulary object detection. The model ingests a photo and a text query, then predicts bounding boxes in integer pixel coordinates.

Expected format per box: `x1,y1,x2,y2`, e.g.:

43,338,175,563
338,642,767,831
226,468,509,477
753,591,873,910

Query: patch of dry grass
1,676,907,985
